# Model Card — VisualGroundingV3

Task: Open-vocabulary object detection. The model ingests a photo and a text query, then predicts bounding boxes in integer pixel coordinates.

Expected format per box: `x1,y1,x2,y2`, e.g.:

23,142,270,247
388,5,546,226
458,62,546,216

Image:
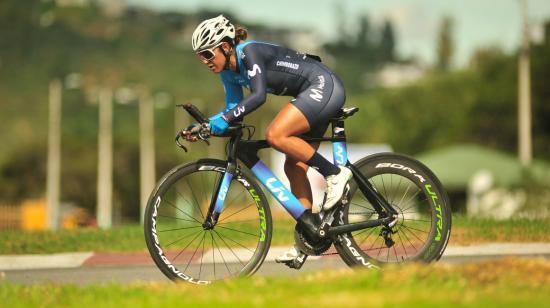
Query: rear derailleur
380,216,399,248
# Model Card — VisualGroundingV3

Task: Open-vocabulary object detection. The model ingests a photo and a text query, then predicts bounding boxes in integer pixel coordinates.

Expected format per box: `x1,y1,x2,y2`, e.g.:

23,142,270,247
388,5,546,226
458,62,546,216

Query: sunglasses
196,42,224,61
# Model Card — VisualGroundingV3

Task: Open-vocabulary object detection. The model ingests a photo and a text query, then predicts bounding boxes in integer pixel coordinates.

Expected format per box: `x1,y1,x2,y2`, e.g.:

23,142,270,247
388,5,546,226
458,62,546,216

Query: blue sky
126,0,550,67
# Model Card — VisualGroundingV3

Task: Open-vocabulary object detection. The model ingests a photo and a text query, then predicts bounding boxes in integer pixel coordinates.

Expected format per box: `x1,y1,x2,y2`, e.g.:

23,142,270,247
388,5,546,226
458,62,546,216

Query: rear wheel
334,153,451,267
144,159,272,284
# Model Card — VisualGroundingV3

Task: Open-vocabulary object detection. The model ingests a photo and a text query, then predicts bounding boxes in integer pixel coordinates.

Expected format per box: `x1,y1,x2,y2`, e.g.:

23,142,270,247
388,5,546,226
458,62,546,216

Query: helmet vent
191,15,236,51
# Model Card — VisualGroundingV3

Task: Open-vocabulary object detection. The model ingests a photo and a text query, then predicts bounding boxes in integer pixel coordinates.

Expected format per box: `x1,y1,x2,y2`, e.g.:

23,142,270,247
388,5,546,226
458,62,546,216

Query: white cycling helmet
191,15,235,51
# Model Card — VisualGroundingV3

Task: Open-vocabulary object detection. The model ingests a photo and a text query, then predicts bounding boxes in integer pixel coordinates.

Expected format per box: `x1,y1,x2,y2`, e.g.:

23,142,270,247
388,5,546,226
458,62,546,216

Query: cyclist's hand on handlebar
209,117,229,135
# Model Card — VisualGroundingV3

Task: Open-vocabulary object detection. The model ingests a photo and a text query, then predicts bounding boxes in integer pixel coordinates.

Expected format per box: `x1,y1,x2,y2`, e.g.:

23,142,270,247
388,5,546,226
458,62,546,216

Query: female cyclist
190,15,352,263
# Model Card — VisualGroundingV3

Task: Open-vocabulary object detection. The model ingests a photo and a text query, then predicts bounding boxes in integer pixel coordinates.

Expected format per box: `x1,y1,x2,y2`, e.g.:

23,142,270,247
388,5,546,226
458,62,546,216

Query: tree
436,16,454,71
379,19,396,62
356,14,371,51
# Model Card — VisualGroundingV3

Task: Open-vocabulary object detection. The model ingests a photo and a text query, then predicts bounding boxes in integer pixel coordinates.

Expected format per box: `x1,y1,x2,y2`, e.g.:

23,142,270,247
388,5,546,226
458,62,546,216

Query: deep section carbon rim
347,172,434,263
340,153,453,265
145,163,270,284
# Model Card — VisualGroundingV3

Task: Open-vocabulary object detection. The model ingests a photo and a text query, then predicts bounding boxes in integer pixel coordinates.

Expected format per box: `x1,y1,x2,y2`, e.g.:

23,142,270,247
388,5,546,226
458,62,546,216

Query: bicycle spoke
199,232,207,280
216,230,256,253
389,174,394,205
368,232,381,252
182,177,205,220
172,188,197,215
212,233,233,277
210,232,216,280
397,231,409,259
217,218,258,226
213,230,245,266
184,233,206,272
393,175,404,205
400,226,428,252
399,189,421,212
216,225,259,237
398,226,418,253
165,229,203,248
403,218,432,223
395,182,413,210
171,230,202,263
400,198,426,214
401,224,429,234
157,214,198,224
220,187,247,213
357,227,378,246
158,225,203,233
218,202,255,223
401,226,424,249
350,201,377,213
199,171,211,211
164,199,202,224
379,174,389,202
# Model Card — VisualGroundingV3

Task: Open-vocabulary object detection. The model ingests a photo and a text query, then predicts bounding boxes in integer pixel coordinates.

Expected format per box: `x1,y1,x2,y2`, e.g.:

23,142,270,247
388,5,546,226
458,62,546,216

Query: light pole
46,79,62,230
97,88,113,229
518,0,532,167
139,87,156,224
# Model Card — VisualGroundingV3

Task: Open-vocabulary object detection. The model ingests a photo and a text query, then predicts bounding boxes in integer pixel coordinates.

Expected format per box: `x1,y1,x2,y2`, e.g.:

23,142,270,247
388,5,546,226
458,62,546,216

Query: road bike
143,104,452,284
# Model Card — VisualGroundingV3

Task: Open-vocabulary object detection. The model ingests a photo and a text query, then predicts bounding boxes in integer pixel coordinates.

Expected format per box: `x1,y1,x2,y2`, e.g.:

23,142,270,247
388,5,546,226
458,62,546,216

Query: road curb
444,243,550,257
2,243,550,271
0,252,94,271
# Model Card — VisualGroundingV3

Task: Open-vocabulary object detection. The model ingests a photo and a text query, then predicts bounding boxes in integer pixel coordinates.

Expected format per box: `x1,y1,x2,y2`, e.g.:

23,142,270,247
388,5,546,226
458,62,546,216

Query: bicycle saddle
330,107,359,120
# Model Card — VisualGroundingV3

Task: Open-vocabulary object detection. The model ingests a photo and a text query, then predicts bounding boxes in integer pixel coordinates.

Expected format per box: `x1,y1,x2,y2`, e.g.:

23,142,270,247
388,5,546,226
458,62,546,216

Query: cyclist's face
198,43,228,74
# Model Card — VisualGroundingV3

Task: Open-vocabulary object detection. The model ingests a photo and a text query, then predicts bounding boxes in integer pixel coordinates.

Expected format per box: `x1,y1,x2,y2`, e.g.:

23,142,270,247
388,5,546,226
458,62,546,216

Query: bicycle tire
144,159,272,284
334,152,451,267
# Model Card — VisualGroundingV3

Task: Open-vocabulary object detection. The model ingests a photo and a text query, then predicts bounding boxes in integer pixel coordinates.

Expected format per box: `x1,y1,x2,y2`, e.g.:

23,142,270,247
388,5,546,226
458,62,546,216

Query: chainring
293,205,348,256
294,224,332,256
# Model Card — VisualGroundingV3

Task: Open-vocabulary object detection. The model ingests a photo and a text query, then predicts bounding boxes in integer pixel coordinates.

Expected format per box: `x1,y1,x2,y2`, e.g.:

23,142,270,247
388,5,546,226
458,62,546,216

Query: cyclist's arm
221,45,267,122
209,72,243,121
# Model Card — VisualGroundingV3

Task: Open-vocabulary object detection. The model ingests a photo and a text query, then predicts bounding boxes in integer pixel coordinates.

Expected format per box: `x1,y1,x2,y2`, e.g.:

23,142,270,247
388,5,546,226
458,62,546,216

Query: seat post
331,119,348,166
331,119,346,139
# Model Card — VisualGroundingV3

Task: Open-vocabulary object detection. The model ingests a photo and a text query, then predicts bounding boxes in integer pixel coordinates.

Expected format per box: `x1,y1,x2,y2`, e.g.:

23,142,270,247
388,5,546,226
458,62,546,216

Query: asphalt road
4,254,550,286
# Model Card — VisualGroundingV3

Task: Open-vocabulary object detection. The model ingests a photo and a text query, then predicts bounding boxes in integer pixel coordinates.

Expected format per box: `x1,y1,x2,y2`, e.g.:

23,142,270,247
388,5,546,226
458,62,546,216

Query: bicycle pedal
280,252,308,270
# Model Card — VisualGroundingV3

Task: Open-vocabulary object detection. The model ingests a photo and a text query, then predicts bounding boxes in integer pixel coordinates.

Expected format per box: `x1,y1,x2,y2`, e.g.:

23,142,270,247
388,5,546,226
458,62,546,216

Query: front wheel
334,152,451,267
143,159,272,284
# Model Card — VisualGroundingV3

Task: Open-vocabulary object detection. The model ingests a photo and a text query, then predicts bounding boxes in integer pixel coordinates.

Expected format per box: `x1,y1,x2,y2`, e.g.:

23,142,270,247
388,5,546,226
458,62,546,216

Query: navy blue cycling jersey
211,41,345,126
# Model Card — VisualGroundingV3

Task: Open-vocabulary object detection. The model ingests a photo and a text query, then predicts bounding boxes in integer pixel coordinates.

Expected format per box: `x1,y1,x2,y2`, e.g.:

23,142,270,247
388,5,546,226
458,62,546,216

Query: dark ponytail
234,26,248,44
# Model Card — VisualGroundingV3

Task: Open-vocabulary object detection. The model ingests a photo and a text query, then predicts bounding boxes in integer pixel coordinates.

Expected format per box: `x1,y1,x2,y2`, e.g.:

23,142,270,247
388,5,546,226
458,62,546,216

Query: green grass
1,257,549,307
449,216,550,245
0,219,296,255
1,216,549,255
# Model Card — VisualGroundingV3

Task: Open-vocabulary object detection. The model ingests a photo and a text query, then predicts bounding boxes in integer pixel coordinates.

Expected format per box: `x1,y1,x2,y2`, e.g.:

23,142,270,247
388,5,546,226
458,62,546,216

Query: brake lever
175,131,188,152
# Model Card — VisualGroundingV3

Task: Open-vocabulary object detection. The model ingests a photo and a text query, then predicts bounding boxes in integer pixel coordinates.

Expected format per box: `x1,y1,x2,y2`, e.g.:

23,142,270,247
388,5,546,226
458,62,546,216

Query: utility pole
97,88,113,229
139,88,156,224
47,79,62,230
518,0,532,167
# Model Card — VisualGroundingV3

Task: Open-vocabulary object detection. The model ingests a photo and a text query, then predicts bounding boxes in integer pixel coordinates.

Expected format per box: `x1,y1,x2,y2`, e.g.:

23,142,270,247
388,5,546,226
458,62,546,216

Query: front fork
202,162,237,229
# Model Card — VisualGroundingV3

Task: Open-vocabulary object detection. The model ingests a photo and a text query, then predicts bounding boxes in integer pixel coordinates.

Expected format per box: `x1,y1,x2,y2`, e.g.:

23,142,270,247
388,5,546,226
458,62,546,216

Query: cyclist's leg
284,142,320,210
265,103,315,162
